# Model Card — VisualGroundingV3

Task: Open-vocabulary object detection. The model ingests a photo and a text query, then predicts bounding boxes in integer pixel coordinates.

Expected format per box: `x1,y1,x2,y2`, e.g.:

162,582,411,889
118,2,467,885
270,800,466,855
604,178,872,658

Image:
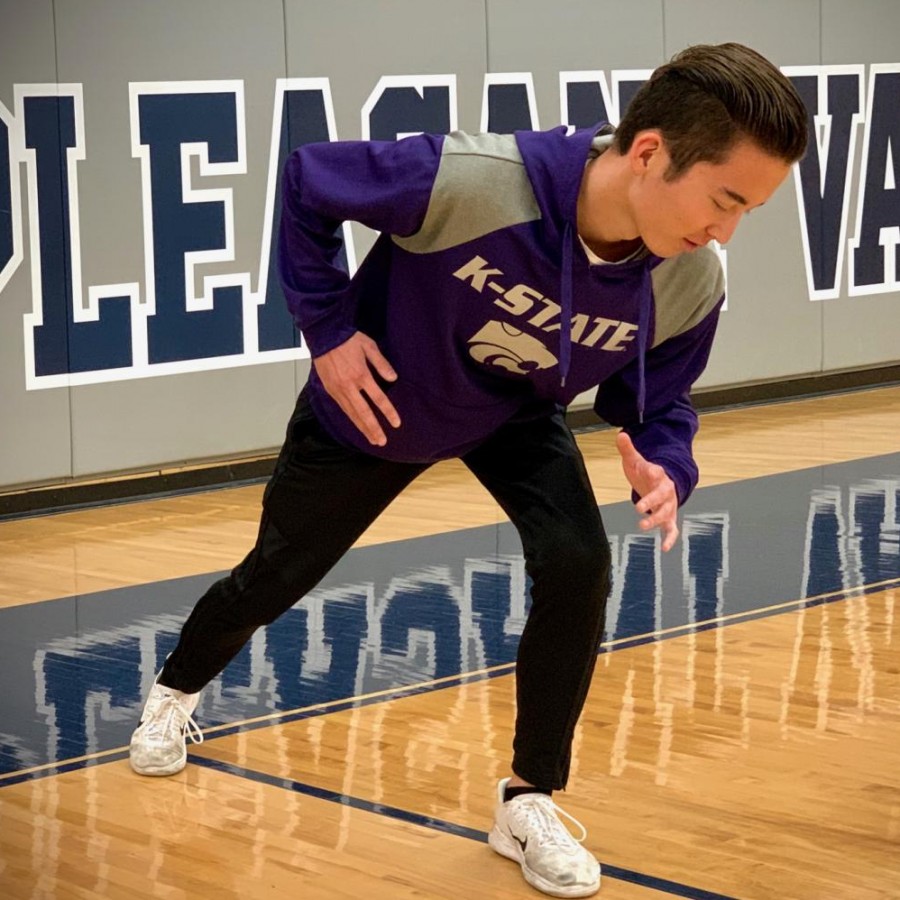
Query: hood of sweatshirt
515,123,656,422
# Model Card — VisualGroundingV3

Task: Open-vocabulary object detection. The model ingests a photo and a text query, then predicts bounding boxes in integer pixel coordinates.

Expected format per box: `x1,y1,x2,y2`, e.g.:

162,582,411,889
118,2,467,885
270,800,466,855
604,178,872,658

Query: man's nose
707,209,743,245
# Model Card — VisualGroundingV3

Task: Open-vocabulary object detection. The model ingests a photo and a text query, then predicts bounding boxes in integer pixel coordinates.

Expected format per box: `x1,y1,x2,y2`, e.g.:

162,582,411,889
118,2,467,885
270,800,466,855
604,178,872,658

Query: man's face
628,134,793,258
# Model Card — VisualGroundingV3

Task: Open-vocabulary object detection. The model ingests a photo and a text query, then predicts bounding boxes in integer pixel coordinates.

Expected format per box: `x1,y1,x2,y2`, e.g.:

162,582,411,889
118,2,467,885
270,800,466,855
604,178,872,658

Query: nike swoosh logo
512,832,528,853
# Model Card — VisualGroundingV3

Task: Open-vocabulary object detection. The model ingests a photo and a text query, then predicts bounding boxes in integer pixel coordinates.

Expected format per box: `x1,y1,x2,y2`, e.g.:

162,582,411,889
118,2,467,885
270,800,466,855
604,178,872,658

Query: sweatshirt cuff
297,305,357,357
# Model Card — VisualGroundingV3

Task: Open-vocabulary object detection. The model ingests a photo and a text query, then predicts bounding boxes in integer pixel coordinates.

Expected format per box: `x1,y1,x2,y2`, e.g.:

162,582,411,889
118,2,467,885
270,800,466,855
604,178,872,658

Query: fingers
634,469,680,551
635,478,672,518
637,506,680,551
359,338,401,430
335,385,391,446
637,500,679,549
363,383,401,434
362,337,398,385
617,431,652,501
615,431,641,465
314,333,401,446
660,520,680,553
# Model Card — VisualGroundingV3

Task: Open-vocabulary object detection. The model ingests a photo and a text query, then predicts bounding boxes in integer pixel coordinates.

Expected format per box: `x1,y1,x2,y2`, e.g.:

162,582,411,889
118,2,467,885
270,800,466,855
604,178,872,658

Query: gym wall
0,0,898,492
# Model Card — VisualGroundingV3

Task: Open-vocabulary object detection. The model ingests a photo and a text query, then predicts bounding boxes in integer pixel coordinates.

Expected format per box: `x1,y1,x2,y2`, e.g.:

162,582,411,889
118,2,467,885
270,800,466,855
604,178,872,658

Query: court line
191,755,740,900
1,576,896,788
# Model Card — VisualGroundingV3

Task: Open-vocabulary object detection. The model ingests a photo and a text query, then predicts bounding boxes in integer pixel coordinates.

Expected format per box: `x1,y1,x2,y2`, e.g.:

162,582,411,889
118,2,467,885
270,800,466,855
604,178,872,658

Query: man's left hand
616,432,680,552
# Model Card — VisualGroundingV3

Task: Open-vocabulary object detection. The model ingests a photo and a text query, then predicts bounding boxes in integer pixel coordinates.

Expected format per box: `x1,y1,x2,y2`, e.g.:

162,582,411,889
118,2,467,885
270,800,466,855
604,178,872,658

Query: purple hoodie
278,125,725,505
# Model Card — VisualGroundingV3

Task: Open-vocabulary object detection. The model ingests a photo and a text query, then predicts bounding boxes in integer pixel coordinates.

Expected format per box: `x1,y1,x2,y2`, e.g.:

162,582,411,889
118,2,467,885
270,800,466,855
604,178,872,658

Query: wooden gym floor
0,386,898,899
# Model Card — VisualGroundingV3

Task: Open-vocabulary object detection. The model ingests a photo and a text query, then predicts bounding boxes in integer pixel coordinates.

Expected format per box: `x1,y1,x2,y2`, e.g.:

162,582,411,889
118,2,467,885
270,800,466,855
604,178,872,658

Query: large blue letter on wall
365,82,453,141
258,85,335,353
851,68,900,293
483,77,536,133
0,114,12,278
23,94,132,376
136,90,244,364
789,69,863,299
562,72,648,129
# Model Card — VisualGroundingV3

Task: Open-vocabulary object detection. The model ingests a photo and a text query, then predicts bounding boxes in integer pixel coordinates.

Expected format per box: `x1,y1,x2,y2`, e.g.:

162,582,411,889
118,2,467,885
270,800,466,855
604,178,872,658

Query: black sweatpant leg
463,411,611,791
162,394,430,693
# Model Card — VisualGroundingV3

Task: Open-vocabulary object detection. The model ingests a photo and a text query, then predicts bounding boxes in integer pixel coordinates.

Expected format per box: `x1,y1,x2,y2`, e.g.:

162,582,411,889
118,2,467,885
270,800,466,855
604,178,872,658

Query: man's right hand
313,332,401,446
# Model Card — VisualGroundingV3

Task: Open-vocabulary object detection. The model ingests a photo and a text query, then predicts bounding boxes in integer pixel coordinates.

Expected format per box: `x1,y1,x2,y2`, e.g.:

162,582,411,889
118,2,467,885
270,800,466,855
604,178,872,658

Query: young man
130,43,807,898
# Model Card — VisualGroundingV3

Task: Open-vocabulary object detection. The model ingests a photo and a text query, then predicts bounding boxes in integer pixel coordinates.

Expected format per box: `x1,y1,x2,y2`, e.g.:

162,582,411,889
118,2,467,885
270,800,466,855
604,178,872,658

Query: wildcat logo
467,320,557,374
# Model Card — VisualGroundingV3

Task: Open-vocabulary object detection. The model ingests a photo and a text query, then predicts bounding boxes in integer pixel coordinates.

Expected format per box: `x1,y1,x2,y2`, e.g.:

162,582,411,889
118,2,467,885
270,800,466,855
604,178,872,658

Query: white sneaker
488,778,601,898
129,680,203,776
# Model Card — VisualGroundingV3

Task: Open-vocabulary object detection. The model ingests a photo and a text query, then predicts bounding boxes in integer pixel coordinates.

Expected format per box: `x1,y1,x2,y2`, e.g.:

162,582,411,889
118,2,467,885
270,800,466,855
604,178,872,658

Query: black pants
162,392,611,790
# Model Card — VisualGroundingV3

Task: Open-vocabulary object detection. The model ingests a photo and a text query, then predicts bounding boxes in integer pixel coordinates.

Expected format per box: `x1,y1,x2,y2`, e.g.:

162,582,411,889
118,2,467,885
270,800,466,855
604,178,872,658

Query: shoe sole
488,825,601,898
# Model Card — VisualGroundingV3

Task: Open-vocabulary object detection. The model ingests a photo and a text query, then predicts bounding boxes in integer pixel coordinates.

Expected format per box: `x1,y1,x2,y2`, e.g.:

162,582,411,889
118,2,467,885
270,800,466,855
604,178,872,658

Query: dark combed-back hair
614,43,809,180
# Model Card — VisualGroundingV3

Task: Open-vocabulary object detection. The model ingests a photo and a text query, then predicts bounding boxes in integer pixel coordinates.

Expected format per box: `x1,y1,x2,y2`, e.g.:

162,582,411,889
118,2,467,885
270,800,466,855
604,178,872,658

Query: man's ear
628,130,666,175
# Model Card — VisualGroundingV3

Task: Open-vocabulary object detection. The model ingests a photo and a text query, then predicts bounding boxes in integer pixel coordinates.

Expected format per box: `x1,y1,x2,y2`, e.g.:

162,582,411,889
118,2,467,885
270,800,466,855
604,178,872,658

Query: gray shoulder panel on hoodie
650,246,725,348
392,132,541,254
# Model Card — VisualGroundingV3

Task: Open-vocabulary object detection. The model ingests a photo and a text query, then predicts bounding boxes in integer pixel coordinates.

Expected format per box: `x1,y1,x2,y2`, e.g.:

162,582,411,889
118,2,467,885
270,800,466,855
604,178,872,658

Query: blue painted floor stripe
192,755,487,842
0,751,130,788
135,575,900,746
3,576,897,789
3,452,897,779
192,755,739,900
601,576,900,656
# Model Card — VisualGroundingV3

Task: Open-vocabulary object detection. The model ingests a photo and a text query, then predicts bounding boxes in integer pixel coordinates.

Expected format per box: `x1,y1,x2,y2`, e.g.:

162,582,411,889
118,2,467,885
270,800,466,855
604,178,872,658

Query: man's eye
712,198,727,211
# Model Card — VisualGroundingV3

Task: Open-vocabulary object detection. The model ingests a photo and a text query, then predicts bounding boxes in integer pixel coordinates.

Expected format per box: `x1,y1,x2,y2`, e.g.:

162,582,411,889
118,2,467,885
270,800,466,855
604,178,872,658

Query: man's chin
644,240,684,258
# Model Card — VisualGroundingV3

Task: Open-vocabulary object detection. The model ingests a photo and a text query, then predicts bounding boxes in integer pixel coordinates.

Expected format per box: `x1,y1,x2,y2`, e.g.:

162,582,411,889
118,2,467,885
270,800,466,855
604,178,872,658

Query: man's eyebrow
720,187,748,206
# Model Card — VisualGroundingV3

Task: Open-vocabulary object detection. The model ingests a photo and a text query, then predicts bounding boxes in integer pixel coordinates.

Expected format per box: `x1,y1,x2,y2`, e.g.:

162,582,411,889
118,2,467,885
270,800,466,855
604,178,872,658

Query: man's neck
576,151,641,260
580,234,644,263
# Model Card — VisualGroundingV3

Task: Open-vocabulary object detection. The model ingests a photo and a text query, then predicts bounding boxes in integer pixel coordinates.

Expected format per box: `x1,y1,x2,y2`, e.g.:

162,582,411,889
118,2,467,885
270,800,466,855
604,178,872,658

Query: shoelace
512,794,588,850
144,692,204,747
